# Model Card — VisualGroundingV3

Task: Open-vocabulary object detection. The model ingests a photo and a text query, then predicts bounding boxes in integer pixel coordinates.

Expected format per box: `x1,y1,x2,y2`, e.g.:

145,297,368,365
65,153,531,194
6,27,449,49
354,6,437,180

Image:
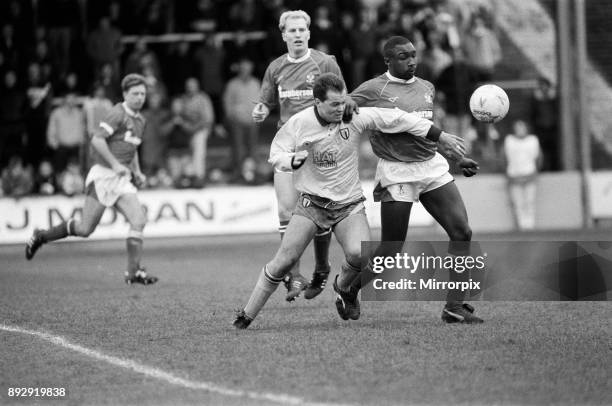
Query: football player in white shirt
234,73,465,328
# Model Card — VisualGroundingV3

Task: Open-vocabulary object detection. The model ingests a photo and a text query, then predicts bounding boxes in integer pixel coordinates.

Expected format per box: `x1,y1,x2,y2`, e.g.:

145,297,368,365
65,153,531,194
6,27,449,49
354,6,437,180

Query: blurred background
1,0,611,236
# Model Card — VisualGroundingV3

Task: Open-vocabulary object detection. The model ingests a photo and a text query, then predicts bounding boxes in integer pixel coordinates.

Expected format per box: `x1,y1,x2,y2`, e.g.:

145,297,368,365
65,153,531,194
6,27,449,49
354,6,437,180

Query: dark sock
126,237,143,277
313,228,332,270
42,219,75,242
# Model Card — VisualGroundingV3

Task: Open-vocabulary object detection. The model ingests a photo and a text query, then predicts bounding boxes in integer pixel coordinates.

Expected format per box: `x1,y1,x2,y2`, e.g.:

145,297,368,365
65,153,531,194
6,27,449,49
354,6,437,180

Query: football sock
446,241,471,305
279,220,300,278
337,260,360,291
42,218,76,242
313,228,332,270
244,265,283,319
126,230,144,277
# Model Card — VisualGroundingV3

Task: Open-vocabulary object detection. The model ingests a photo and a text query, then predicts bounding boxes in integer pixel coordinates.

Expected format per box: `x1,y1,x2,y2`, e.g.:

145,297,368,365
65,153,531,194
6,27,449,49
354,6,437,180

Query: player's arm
253,64,277,122
356,107,466,160
268,120,307,171
92,110,130,175
129,151,146,187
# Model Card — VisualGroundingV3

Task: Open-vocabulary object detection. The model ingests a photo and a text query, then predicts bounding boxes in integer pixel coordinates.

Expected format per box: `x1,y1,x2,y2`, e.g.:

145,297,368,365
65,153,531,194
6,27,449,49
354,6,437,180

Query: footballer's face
315,89,347,123
124,84,147,112
282,17,310,58
386,42,417,80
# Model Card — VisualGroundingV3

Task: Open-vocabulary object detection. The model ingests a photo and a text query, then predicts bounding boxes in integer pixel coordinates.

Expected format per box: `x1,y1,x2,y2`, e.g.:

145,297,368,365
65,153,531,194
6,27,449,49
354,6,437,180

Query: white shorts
374,153,454,202
85,164,137,207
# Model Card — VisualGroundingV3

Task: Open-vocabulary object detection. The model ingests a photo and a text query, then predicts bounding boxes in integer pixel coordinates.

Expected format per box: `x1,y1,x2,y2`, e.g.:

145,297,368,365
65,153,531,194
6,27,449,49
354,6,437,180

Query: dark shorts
293,193,366,230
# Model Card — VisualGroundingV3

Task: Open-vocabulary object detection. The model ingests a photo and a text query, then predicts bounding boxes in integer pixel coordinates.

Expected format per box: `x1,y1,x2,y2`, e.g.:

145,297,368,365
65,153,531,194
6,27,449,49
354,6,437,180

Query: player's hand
459,157,479,177
132,171,147,188
343,97,359,123
112,163,131,176
252,103,269,123
291,150,309,170
438,132,466,161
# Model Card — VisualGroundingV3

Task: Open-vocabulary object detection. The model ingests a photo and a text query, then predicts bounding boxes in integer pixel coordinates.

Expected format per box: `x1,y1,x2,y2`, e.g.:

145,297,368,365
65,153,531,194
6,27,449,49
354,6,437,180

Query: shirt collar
313,105,330,126
122,102,141,118
385,71,416,84
287,49,311,63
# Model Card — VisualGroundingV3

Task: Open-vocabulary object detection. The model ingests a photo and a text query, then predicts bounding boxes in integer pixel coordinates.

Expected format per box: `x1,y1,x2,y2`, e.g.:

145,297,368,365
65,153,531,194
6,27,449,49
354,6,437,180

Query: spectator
38,0,80,77
181,77,215,184
94,63,121,103
123,38,161,80
140,91,170,176
193,36,225,119
57,158,84,196
503,120,542,230
462,15,501,84
435,51,477,138
0,23,20,72
418,30,453,82
166,41,195,96
46,92,86,173
24,62,52,168
86,17,123,75
34,159,57,195
0,70,27,169
82,84,112,170
164,97,194,187
531,76,559,171
222,58,260,182
1,155,33,197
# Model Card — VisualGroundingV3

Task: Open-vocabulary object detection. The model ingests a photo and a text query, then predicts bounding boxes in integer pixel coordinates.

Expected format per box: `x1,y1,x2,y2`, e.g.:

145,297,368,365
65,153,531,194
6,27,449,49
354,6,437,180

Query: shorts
85,164,137,207
293,193,366,230
373,153,454,203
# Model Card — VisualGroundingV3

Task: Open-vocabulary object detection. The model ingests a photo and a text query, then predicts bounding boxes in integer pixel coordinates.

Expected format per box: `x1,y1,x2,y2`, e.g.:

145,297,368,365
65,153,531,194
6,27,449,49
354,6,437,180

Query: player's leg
349,199,413,292
331,207,370,320
235,214,317,328
274,171,308,301
25,193,106,260
420,181,483,323
114,193,157,285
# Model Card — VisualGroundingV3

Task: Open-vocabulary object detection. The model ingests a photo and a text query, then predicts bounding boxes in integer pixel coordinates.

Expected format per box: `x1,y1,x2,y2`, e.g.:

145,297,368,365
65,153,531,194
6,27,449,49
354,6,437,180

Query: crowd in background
0,0,550,198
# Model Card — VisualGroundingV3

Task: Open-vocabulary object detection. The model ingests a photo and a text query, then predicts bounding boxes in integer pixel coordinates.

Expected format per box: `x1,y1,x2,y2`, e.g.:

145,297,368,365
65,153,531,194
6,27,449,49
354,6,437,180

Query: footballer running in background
349,36,483,323
25,74,158,286
234,73,466,329
252,10,357,301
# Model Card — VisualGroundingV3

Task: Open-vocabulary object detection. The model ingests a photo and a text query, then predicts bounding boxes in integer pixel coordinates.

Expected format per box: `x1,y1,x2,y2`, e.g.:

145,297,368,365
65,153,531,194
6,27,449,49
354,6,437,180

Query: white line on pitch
1,323,351,406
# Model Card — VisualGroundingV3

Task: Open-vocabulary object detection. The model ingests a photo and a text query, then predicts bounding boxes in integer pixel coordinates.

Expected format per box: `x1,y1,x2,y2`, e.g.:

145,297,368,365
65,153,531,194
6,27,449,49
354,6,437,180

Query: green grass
1,233,610,405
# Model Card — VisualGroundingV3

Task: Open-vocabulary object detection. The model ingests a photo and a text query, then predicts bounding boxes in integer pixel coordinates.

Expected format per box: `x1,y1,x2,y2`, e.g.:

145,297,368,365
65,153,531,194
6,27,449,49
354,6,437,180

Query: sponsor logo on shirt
313,150,338,168
278,85,313,99
388,96,399,103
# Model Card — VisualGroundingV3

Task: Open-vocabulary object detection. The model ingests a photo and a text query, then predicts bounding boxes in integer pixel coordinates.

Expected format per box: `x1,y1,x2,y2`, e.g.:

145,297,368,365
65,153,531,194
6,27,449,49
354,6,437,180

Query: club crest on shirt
388,96,399,103
306,73,316,85
424,92,433,103
339,128,350,140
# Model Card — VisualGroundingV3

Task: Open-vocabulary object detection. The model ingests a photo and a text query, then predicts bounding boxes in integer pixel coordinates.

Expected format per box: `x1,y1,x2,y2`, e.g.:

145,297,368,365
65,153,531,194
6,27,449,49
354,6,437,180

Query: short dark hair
313,73,345,101
121,73,147,92
383,36,412,58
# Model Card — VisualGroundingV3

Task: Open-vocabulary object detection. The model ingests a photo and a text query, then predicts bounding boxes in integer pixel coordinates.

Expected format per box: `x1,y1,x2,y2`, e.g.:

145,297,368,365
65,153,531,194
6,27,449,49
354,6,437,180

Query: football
469,84,509,123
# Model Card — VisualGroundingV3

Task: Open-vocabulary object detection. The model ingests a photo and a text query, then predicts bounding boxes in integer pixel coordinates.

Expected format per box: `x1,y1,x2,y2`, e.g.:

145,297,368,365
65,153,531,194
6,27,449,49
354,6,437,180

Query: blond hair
278,10,311,31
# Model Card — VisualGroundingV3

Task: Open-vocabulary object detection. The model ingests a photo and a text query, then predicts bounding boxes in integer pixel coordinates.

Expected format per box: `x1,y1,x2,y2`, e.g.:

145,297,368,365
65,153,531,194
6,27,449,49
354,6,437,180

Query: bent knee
74,223,96,237
449,226,472,241
344,251,361,268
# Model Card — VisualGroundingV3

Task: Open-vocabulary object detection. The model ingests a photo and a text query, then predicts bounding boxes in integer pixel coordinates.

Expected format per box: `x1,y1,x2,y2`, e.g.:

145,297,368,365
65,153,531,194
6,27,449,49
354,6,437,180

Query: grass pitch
1,231,611,405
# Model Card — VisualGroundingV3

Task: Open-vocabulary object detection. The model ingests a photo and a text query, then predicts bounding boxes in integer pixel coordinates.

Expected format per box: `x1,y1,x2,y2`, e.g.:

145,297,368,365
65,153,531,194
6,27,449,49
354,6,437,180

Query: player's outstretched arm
437,132,466,161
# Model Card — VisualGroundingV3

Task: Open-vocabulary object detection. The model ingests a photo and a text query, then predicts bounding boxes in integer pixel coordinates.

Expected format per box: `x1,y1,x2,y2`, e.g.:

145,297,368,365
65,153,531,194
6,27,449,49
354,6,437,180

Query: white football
469,84,509,123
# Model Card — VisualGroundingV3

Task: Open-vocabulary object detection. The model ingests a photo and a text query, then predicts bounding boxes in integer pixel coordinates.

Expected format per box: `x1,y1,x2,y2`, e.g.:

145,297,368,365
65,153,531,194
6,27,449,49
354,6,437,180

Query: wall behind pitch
0,173,584,244
454,171,583,232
